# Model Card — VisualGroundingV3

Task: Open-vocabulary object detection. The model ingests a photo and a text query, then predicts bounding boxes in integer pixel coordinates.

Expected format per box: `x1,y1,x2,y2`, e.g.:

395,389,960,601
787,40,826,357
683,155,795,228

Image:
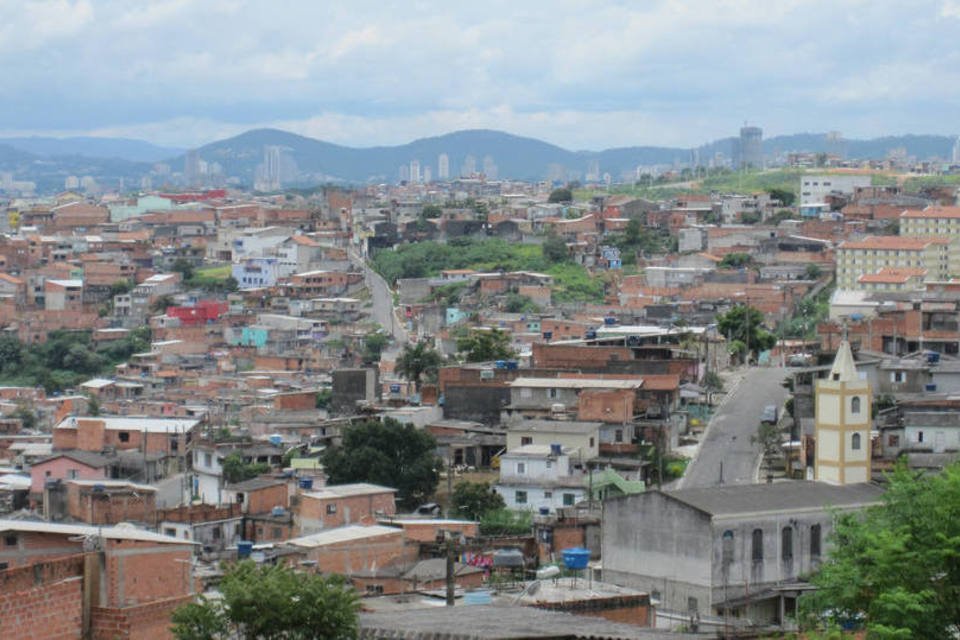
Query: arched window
781,526,793,561
851,396,861,414
810,524,822,558
852,432,862,450
751,529,764,563
722,530,734,565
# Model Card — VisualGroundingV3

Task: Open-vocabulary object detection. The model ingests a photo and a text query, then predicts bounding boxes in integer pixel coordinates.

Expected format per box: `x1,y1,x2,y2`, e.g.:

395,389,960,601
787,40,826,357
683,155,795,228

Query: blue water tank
268,434,282,447
298,477,314,490
506,360,518,370
542,331,553,340
494,360,507,369
604,316,617,325
926,384,938,392
585,329,597,340
464,590,493,605
237,540,253,559
549,443,562,457
562,548,590,570
538,507,550,516
928,352,941,364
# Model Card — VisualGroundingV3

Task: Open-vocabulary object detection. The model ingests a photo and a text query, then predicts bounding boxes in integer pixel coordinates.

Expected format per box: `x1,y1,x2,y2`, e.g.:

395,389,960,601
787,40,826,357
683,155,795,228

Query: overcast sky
1,0,958,149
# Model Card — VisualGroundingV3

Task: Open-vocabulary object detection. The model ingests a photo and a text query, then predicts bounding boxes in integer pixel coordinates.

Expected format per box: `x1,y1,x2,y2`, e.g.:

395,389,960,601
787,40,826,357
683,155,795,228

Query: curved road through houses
350,249,409,346
679,367,790,489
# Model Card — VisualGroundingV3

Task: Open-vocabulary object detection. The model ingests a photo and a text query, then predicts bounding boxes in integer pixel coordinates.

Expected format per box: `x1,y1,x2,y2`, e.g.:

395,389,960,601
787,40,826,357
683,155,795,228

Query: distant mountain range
0,128,955,193
181,128,959,185
0,136,182,163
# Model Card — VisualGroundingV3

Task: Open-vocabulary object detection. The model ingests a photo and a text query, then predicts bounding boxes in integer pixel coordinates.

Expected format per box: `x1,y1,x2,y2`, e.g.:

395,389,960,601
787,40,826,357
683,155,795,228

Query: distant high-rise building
461,155,477,177
423,166,432,183
953,136,960,164
438,153,450,180
64,175,80,190
184,150,201,187
826,131,846,160
399,164,410,182
410,160,421,183
482,155,497,180
254,145,283,191
586,159,600,182
738,125,763,169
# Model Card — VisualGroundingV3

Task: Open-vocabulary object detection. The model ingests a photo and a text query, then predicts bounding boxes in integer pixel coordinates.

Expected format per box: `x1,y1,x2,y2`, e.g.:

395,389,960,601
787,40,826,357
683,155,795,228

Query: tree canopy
456,328,515,363
547,187,573,203
542,232,569,264
452,481,505,521
321,418,440,510
171,561,359,640
395,342,443,390
801,463,960,639
221,452,271,484
716,305,776,356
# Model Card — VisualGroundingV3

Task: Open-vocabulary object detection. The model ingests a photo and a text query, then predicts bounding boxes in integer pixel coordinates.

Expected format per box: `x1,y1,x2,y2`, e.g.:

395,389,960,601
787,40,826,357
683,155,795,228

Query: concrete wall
602,492,713,615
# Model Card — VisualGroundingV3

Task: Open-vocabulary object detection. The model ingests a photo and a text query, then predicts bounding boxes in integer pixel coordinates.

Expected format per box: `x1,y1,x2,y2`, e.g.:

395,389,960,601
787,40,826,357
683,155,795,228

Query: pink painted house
29,451,111,496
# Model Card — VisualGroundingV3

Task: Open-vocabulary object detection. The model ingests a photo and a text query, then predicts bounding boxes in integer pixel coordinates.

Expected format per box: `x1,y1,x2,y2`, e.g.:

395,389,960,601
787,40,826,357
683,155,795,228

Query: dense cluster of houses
0,171,957,638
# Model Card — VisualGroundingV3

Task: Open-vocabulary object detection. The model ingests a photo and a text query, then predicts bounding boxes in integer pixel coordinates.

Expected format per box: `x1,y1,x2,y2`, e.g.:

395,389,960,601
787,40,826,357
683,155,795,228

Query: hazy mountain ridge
0,128,955,193
183,128,958,184
0,136,183,163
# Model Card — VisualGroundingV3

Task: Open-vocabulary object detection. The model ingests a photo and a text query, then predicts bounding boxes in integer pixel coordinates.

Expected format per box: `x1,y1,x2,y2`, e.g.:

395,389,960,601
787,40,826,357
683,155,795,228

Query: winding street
679,367,789,489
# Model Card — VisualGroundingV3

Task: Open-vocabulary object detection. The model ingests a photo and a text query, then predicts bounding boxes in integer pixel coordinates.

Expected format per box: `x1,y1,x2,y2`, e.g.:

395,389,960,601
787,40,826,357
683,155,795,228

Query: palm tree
396,342,442,391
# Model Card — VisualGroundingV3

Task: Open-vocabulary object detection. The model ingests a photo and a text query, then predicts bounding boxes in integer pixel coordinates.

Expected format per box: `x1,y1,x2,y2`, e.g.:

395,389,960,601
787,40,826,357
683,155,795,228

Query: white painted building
495,444,587,513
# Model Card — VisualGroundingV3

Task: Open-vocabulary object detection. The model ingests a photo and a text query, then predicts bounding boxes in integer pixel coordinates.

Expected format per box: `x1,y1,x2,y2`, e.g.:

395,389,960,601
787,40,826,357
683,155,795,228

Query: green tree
421,204,443,219
315,389,333,409
12,403,36,430
363,331,389,364
221,452,271,484
456,328,515,363
171,258,195,283
86,394,101,417
768,187,796,206
395,341,443,391
452,481,505,521
718,252,754,269
151,294,176,314
321,418,440,509
503,293,539,314
479,508,532,536
0,335,23,372
800,463,960,639
805,263,823,280
542,233,569,264
547,187,573,203
171,561,359,640
717,305,776,357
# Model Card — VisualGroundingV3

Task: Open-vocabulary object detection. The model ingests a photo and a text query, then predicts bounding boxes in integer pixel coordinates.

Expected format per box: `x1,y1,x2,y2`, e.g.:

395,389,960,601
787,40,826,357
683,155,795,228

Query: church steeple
814,340,871,485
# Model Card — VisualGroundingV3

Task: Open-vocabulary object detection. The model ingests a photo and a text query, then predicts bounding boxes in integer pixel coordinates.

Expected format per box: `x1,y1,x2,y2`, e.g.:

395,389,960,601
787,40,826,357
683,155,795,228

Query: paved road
350,250,409,346
679,367,790,489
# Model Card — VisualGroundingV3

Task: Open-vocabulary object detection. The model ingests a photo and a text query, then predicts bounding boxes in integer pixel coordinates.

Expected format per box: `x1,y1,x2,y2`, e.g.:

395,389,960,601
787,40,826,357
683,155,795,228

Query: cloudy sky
1,0,958,150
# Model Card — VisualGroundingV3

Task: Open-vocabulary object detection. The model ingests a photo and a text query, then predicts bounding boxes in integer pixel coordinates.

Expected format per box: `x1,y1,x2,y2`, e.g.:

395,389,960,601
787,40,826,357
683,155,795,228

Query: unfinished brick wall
0,555,84,640
91,595,193,640
103,540,193,608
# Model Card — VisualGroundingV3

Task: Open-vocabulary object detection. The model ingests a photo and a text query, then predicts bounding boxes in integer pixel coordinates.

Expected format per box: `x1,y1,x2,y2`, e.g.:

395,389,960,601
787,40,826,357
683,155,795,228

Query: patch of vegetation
372,238,605,303
0,328,151,392
480,508,533,536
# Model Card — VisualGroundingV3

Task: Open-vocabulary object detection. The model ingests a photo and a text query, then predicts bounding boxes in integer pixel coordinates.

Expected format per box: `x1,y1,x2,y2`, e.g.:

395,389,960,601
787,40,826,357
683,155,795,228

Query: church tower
815,340,871,484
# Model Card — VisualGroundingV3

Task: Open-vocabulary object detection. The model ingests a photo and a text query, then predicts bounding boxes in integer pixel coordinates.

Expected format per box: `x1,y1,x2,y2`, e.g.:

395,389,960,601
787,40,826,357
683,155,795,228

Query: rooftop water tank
561,547,590,570
237,540,253,559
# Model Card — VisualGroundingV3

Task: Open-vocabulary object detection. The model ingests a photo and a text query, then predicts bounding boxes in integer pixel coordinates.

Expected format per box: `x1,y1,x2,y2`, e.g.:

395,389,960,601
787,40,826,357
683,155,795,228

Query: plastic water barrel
299,477,314,490
561,547,590,570
237,540,253,559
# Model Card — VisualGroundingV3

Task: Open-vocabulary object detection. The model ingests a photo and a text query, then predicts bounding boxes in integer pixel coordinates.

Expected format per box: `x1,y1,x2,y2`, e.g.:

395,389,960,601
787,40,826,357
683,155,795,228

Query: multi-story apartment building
900,205,960,239
836,235,958,290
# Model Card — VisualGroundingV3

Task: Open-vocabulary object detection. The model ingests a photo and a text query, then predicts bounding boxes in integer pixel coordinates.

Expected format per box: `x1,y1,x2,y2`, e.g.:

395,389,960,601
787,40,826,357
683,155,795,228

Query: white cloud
0,0,955,145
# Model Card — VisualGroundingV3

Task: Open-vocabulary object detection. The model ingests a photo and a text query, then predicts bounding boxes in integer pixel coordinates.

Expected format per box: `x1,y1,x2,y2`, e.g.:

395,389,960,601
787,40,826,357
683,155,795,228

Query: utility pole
445,531,456,606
